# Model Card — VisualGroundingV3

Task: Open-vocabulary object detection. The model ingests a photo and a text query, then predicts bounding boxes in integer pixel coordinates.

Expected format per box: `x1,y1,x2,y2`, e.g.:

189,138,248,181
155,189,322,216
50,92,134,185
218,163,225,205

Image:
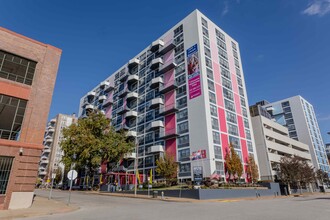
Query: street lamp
67,153,76,205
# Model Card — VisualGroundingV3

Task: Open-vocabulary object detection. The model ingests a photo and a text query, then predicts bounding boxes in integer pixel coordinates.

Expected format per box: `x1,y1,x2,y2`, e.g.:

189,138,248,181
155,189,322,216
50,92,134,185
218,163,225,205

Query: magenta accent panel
237,115,245,139
165,113,176,132
163,50,174,63
165,138,177,158
213,62,221,85
164,90,175,106
163,69,175,85
240,139,248,164
218,107,227,133
215,84,224,108
234,93,242,115
221,133,229,158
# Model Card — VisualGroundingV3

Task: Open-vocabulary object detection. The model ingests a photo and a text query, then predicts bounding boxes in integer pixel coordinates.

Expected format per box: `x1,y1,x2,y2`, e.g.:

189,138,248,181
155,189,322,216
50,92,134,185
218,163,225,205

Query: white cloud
222,1,229,16
302,0,330,16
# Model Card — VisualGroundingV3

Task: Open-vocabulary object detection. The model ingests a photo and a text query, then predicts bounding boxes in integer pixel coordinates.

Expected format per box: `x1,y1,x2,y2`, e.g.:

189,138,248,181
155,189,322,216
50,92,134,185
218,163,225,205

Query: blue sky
1,0,330,142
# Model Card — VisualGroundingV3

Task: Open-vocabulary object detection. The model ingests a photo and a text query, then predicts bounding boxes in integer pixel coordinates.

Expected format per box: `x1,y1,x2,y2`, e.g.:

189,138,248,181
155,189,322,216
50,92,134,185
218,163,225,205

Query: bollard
161,191,164,200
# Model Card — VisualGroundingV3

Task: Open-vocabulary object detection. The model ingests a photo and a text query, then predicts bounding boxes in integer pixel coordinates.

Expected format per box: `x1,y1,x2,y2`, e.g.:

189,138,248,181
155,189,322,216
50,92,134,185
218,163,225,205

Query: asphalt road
22,189,330,220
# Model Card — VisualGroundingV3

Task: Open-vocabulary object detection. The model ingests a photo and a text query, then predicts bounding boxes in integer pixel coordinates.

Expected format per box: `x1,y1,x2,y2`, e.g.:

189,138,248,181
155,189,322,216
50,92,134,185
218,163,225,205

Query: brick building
0,27,61,209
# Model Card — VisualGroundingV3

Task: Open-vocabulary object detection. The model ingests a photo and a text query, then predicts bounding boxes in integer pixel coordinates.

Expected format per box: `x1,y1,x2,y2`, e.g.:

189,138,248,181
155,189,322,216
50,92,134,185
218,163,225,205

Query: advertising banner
187,44,201,99
191,149,207,161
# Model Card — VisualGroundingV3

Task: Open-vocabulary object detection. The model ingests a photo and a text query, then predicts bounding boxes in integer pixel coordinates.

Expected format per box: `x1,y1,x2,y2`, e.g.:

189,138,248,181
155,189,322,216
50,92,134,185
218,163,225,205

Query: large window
0,156,14,194
0,50,37,85
0,94,27,140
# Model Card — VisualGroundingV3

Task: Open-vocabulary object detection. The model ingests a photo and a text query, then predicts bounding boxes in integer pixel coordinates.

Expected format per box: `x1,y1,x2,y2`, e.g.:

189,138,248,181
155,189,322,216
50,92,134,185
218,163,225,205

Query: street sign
67,170,78,180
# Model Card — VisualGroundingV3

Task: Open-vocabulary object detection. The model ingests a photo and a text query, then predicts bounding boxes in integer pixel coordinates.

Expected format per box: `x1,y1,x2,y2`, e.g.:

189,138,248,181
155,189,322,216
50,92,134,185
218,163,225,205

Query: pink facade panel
234,93,242,115
221,133,229,158
213,62,221,85
163,69,175,85
163,50,174,63
165,113,176,132
237,115,245,139
165,138,177,158
240,139,248,164
164,90,175,107
231,71,239,94
215,84,224,108
218,107,227,133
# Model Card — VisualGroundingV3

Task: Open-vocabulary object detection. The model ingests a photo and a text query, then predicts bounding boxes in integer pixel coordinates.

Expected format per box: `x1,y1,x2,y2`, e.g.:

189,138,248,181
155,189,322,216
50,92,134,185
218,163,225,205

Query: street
19,189,330,220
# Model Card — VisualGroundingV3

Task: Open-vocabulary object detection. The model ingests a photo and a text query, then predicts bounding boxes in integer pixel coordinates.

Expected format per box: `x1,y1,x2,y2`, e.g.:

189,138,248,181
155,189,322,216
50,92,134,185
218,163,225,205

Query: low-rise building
250,103,312,181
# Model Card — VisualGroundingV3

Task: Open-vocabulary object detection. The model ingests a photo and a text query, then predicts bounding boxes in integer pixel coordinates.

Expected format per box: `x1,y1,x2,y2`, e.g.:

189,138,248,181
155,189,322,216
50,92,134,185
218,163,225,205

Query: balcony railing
150,145,164,153
150,76,163,89
126,131,137,138
85,104,94,110
159,80,178,94
159,59,177,74
98,95,107,102
159,39,176,55
103,98,113,107
100,81,109,88
116,106,130,115
159,127,179,139
159,103,178,116
87,91,96,97
128,58,140,68
150,58,163,70
127,74,139,84
126,92,138,101
150,120,164,130
118,88,129,98
104,84,114,92
149,97,164,109
125,110,138,119
150,39,164,52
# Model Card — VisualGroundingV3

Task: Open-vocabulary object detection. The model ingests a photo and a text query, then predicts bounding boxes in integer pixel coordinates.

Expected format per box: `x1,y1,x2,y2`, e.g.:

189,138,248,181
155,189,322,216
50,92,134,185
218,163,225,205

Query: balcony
150,58,163,70
127,130,137,138
104,84,114,92
50,118,56,123
39,171,47,176
127,74,139,84
159,80,178,94
85,104,94,110
48,128,55,133
159,39,176,55
128,58,140,68
150,98,164,109
43,148,51,153
159,127,179,139
159,59,177,74
125,110,138,119
100,81,109,88
150,76,163,88
98,95,107,102
150,145,164,153
118,88,129,98
103,98,113,107
116,106,130,115
119,74,128,82
40,159,49,165
115,123,130,132
159,103,178,116
124,152,137,159
150,120,164,130
45,138,53,144
126,92,138,101
87,91,96,97
150,39,164,52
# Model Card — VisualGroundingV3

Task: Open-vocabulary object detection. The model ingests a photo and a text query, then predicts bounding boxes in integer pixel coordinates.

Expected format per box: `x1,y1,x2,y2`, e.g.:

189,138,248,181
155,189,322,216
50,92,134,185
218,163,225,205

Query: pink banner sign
187,44,201,99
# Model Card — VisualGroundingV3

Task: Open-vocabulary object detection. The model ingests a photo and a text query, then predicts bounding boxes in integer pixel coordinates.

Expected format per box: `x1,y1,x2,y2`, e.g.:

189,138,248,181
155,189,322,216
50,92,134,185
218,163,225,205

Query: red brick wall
0,27,61,209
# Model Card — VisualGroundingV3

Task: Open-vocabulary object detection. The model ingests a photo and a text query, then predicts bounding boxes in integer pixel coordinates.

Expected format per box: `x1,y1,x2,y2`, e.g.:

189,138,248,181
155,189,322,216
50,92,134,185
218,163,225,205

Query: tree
54,167,63,185
225,144,243,182
61,111,134,187
279,155,315,194
316,169,329,186
155,154,178,186
246,155,259,183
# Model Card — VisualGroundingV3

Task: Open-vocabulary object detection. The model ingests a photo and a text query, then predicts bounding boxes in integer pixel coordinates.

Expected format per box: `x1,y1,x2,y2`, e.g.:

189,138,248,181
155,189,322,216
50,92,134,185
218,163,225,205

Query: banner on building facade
187,44,201,99
191,149,207,161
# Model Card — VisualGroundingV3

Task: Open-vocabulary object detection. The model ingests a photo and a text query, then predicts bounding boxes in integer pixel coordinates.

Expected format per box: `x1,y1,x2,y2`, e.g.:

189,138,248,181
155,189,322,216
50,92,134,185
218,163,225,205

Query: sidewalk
0,196,79,220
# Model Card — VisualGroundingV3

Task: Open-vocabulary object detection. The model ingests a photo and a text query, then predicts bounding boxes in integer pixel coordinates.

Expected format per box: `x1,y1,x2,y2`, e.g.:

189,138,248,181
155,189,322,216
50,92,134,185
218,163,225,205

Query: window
175,43,184,56
236,68,241,77
202,27,209,37
179,163,191,174
234,59,240,68
204,47,211,58
223,88,234,101
240,97,246,107
207,68,213,80
203,36,210,47
242,107,248,117
209,92,216,104
217,39,226,50
247,141,253,152
226,111,237,124
210,105,218,117
174,34,184,45
245,129,251,140
175,53,185,64
232,41,237,51
213,131,221,144
214,145,222,159
176,74,186,86
233,50,238,59
218,48,227,59
239,87,245,97
0,156,14,194
228,123,238,136
229,136,240,149
177,85,187,98
205,57,212,68
179,148,190,162
212,118,219,130
0,94,27,140
175,63,185,76
225,99,235,112
174,24,183,37
201,17,208,27
0,50,37,85
219,57,229,69
244,118,250,128
221,67,230,79
178,134,190,148
215,29,226,42
178,121,189,134
145,132,153,144
215,161,225,175
177,109,188,122
208,80,215,92
222,77,232,90
177,97,187,108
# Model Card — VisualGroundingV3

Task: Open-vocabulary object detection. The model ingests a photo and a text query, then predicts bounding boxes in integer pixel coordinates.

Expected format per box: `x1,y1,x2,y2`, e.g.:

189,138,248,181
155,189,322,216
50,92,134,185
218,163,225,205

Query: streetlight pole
67,153,76,206
134,138,138,197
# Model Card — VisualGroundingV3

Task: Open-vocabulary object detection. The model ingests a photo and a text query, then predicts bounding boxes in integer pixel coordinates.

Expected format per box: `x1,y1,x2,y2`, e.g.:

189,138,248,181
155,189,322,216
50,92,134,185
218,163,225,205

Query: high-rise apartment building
263,96,330,173
38,114,77,183
78,10,258,182
250,103,312,181
0,27,61,209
